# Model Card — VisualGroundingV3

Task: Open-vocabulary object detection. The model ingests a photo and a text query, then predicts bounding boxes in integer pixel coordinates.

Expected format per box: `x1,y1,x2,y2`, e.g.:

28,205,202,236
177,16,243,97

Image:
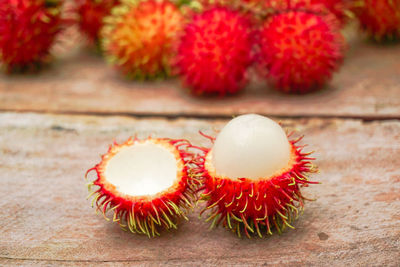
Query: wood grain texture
0,113,399,266
0,27,400,119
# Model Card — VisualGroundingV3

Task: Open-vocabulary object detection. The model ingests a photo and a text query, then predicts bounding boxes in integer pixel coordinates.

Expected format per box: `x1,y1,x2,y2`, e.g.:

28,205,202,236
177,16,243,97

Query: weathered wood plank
0,26,399,119
0,113,399,266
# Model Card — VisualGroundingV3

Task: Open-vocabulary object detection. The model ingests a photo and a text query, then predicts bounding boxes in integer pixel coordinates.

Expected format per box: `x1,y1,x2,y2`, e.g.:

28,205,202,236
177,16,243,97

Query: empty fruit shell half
85,137,200,237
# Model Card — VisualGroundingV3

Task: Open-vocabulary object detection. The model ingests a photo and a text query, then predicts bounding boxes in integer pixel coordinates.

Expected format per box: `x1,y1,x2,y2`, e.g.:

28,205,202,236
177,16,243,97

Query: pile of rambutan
64,0,351,94
172,0,347,94
1,0,399,93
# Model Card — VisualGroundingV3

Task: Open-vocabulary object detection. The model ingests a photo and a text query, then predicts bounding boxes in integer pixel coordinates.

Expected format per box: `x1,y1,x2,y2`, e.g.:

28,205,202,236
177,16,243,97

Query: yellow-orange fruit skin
102,0,184,79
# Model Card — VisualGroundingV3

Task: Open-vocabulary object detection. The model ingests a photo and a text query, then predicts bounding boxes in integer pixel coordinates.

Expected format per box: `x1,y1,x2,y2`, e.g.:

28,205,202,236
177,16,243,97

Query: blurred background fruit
174,7,254,96
0,0,64,72
74,0,120,45
102,0,184,79
257,11,345,93
352,0,400,41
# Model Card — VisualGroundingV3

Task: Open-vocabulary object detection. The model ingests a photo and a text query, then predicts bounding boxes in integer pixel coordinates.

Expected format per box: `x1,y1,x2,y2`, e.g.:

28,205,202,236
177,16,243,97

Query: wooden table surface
0,26,399,266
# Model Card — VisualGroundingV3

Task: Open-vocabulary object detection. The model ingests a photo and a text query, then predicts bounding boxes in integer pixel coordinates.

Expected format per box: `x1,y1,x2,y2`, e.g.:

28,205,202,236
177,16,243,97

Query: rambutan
74,0,120,44
174,7,254,96
102,0,184,79
265,0,348,26
353,0,400,41
0,0,63,72
85,137,200,237
196,114,318,238
257,11,345,93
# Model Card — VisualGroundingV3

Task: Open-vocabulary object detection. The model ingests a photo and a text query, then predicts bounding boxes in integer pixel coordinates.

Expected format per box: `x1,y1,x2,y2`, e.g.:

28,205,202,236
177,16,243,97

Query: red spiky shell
74,0,120,44
102,0,184,79
85,137,200,237
257,11,345,93
174,7,254,96
265,0,348,26
353,0,400,41
0,0,63,72
197,134,318,238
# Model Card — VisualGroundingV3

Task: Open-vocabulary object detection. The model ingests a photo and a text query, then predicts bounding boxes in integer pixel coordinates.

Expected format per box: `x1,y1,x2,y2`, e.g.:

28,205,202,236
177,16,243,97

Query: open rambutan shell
85,137,200,237
195,114,318,238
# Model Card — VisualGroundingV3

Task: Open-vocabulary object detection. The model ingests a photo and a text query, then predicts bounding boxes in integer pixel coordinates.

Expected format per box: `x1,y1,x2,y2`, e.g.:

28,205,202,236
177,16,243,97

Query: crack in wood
0,109,399,122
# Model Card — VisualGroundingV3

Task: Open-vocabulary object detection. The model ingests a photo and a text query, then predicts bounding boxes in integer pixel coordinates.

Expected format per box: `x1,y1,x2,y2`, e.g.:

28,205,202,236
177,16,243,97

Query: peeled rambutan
174,7,254,96
0,0,63,72
74,0,120,44
85,137,200,237
265,0,348,26
257,11,345,93
196,114,318,238
102,0,184,79
353,0,400,41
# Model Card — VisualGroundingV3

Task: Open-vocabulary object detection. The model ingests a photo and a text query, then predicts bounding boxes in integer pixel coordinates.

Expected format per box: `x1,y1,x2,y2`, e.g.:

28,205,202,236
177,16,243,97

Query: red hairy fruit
196,114,318,238
75,0,120,44
175,7,254,96
0,0,63,72
85,137,200,237
257,11,345,93
102,0,184,79
353,0,400,41
265,0,348,26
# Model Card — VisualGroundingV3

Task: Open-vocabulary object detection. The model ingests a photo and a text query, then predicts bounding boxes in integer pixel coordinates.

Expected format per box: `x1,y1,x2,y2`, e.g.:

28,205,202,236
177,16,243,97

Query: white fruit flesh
104,141,178,196
211,114,291,179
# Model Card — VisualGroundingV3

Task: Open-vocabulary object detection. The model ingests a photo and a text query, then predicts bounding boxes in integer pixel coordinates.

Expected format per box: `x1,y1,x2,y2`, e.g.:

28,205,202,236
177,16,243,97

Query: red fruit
196,114,318,238
175,7,254,96
265,0,348,26
102,0,184,79
354,0,400,41
200,140,316,237
85,137,200,237
75,0,119,44
258,11,345,93
0,0,63,71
